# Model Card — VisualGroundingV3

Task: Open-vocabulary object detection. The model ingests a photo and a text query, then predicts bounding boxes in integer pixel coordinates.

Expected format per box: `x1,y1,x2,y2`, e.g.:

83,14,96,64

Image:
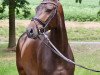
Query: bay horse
16,0,75,75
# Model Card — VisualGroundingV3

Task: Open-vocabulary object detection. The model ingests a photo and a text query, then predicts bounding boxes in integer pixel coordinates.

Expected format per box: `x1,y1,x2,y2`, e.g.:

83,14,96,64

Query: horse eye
46,9,52,12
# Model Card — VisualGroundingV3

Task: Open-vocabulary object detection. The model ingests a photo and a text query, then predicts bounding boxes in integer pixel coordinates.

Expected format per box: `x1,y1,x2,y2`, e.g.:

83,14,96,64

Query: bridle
31,1,58,33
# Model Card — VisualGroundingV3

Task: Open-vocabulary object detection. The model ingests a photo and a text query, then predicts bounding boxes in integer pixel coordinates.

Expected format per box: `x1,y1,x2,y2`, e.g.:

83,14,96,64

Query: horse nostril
30,28,33,33
27,27,38,39
27,28,34,38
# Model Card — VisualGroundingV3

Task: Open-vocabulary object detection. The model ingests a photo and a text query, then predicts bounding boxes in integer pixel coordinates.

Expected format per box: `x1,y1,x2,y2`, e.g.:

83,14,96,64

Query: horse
16,0,75,75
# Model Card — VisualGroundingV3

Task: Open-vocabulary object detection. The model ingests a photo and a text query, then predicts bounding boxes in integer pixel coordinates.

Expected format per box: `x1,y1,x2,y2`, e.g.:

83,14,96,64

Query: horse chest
37,44,67,74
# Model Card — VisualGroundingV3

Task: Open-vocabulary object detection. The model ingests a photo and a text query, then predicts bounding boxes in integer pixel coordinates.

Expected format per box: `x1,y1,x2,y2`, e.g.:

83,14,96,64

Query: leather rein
28,1,100,73
42,33,100,72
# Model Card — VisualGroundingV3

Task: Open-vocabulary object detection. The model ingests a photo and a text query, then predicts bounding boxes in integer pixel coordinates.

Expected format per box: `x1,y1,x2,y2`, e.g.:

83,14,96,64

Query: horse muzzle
27,27,39,39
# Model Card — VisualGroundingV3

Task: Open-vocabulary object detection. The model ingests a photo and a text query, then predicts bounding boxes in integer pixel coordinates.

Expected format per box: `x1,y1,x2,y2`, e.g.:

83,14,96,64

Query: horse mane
50,2,68,54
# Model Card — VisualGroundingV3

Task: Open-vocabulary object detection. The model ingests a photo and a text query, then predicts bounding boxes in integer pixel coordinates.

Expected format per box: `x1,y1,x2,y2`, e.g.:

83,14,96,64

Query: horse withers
16,0,75,75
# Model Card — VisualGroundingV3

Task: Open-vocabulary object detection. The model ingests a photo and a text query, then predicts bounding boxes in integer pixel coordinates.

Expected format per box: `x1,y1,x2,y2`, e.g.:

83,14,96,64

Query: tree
8,0,16,49
0,0,30,50
97,0,100,20
76,0,82,4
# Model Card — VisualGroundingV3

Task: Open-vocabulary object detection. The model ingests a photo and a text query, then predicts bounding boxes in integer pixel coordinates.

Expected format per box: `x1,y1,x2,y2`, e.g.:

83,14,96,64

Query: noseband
31,1,58,31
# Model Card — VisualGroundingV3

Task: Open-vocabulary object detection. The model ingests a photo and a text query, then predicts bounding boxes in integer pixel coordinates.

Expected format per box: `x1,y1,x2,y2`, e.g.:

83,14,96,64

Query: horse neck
50,11,68,53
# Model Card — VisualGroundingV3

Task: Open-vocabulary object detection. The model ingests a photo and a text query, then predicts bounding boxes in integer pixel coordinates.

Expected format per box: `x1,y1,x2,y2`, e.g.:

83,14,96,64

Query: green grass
0,26,8,36
0,43,100,75
16,25,26,37
0,44,18,75
0,0,100,21
0,25,26,37
0,60,18,75
0,25,26,42
61,0,100,21
71,43,100,75
67,28,100,41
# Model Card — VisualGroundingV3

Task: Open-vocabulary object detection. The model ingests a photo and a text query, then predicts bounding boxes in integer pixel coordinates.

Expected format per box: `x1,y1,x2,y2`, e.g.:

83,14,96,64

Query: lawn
71,43,100,75
0,43,100,75
0,43,18,75
67,28,100,42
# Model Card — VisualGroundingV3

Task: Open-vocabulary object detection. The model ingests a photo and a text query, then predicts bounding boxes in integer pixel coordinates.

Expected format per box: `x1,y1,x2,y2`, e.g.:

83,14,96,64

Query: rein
40,33,100,72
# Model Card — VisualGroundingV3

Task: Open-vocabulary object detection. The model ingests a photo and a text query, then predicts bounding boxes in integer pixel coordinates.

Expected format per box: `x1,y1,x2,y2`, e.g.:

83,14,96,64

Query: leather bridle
31,1,58,33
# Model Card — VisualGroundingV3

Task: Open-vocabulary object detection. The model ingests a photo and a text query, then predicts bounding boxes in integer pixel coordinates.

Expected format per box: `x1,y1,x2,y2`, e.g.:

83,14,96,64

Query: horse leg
16,42,26,75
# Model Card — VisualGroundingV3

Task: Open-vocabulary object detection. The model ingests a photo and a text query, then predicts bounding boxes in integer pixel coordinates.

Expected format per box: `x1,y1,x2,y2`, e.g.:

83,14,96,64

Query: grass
0,27,8,37
67,28,100,42
0,0,100,21
61,0,100,21
0,43,100,75
0,25,26,42
0,44,18,75
71,43,100,75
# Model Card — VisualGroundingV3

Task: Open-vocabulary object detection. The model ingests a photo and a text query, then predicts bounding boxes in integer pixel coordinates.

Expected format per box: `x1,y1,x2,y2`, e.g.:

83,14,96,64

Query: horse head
26,0,62,39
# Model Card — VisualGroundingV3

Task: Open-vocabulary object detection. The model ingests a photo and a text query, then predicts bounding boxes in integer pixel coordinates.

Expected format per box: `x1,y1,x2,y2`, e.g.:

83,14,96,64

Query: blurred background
0,0,100,75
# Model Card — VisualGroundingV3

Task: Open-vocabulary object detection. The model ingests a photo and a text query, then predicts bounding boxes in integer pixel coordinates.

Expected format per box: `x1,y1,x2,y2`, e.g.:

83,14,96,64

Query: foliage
0,0,31,18
75,0,82,4
97,10,100,19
